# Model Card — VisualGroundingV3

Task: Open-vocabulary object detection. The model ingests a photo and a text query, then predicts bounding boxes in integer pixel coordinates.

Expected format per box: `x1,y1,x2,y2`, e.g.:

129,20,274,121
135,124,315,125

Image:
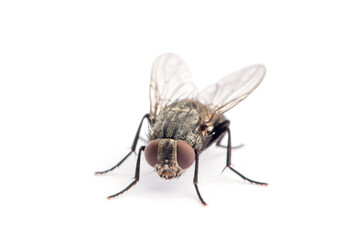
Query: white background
1,1,343,239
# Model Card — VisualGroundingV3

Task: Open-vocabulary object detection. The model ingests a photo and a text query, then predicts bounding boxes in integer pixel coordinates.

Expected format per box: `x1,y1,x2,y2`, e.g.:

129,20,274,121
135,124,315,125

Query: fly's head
144,139,195,180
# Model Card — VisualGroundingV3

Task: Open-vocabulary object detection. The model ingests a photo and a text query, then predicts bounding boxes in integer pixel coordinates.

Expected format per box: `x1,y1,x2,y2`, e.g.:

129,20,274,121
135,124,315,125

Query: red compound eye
177,141,195,169
144,139,160,167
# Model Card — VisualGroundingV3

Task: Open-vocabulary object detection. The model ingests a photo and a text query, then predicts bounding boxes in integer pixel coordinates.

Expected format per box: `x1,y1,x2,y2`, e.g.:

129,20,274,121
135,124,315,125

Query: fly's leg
222,127,268,186
193,151,207,206
205,120,243,149
216,141,244,149
228,166,268,186
95,113,150,175
107,146,145,199
216,134,244,149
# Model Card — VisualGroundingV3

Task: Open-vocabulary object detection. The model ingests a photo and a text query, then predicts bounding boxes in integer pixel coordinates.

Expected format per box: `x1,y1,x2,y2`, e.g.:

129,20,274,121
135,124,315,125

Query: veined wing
150,53,197,120
196,64,266,114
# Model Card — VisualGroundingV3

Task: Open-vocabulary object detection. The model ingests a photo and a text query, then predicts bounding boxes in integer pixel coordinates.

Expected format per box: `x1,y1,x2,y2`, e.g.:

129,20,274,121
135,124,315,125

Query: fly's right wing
150,53,197,120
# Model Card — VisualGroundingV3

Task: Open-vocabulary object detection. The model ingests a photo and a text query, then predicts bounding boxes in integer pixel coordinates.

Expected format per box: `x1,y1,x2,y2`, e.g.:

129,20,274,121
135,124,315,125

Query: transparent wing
196,64,266,114
150,53,197,119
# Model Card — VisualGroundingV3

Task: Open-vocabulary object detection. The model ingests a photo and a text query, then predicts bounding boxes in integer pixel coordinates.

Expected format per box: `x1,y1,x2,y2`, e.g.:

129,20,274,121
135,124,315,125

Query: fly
95,53,268,205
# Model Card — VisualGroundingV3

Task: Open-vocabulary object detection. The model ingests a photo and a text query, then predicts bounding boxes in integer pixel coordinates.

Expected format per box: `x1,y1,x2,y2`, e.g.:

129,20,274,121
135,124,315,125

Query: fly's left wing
150,53,197,120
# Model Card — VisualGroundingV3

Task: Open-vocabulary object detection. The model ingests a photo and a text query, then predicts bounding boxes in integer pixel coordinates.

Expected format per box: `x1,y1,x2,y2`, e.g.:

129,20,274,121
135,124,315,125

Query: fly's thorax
144,139,195,180
148,100,208,151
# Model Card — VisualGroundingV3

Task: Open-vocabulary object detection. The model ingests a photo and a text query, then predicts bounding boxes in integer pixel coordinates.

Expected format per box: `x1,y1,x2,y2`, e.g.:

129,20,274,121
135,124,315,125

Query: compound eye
144,139,160,167
177,141,195,169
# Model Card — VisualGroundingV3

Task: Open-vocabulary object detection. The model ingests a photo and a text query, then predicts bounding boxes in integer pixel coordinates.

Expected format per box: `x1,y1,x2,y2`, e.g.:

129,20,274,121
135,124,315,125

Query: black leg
95,113,150,175
213,120,243,149
216,141,244,149
222,127,268,186
193,151,207,206
219,127,232,172
107,145,145,199
229,166,268,186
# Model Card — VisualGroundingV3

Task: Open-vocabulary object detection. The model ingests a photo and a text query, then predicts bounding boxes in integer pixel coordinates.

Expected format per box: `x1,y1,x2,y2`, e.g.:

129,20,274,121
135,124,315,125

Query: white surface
1,1,343,239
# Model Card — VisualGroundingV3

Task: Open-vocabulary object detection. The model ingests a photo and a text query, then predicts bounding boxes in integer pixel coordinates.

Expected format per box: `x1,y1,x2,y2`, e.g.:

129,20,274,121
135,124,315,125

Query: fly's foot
223,166,268,186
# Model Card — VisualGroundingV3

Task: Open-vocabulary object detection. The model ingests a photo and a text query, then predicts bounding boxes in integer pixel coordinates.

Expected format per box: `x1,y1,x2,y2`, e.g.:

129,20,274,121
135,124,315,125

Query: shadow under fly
95,53,268,205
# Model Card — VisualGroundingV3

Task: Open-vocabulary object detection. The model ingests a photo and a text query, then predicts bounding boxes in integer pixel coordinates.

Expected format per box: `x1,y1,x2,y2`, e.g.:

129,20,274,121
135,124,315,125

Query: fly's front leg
193,151,207,206
95,113,150,175
107,146,145,199
223,127,268,186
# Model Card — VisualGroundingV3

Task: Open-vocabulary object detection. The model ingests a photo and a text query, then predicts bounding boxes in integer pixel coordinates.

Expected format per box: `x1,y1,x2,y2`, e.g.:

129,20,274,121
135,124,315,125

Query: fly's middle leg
95,113,150,175
216,141,244,149
222,127,268,186
216,131,244,149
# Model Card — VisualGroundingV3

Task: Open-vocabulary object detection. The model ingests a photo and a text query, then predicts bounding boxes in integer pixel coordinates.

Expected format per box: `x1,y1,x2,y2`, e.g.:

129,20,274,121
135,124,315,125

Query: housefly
95,53,268,205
